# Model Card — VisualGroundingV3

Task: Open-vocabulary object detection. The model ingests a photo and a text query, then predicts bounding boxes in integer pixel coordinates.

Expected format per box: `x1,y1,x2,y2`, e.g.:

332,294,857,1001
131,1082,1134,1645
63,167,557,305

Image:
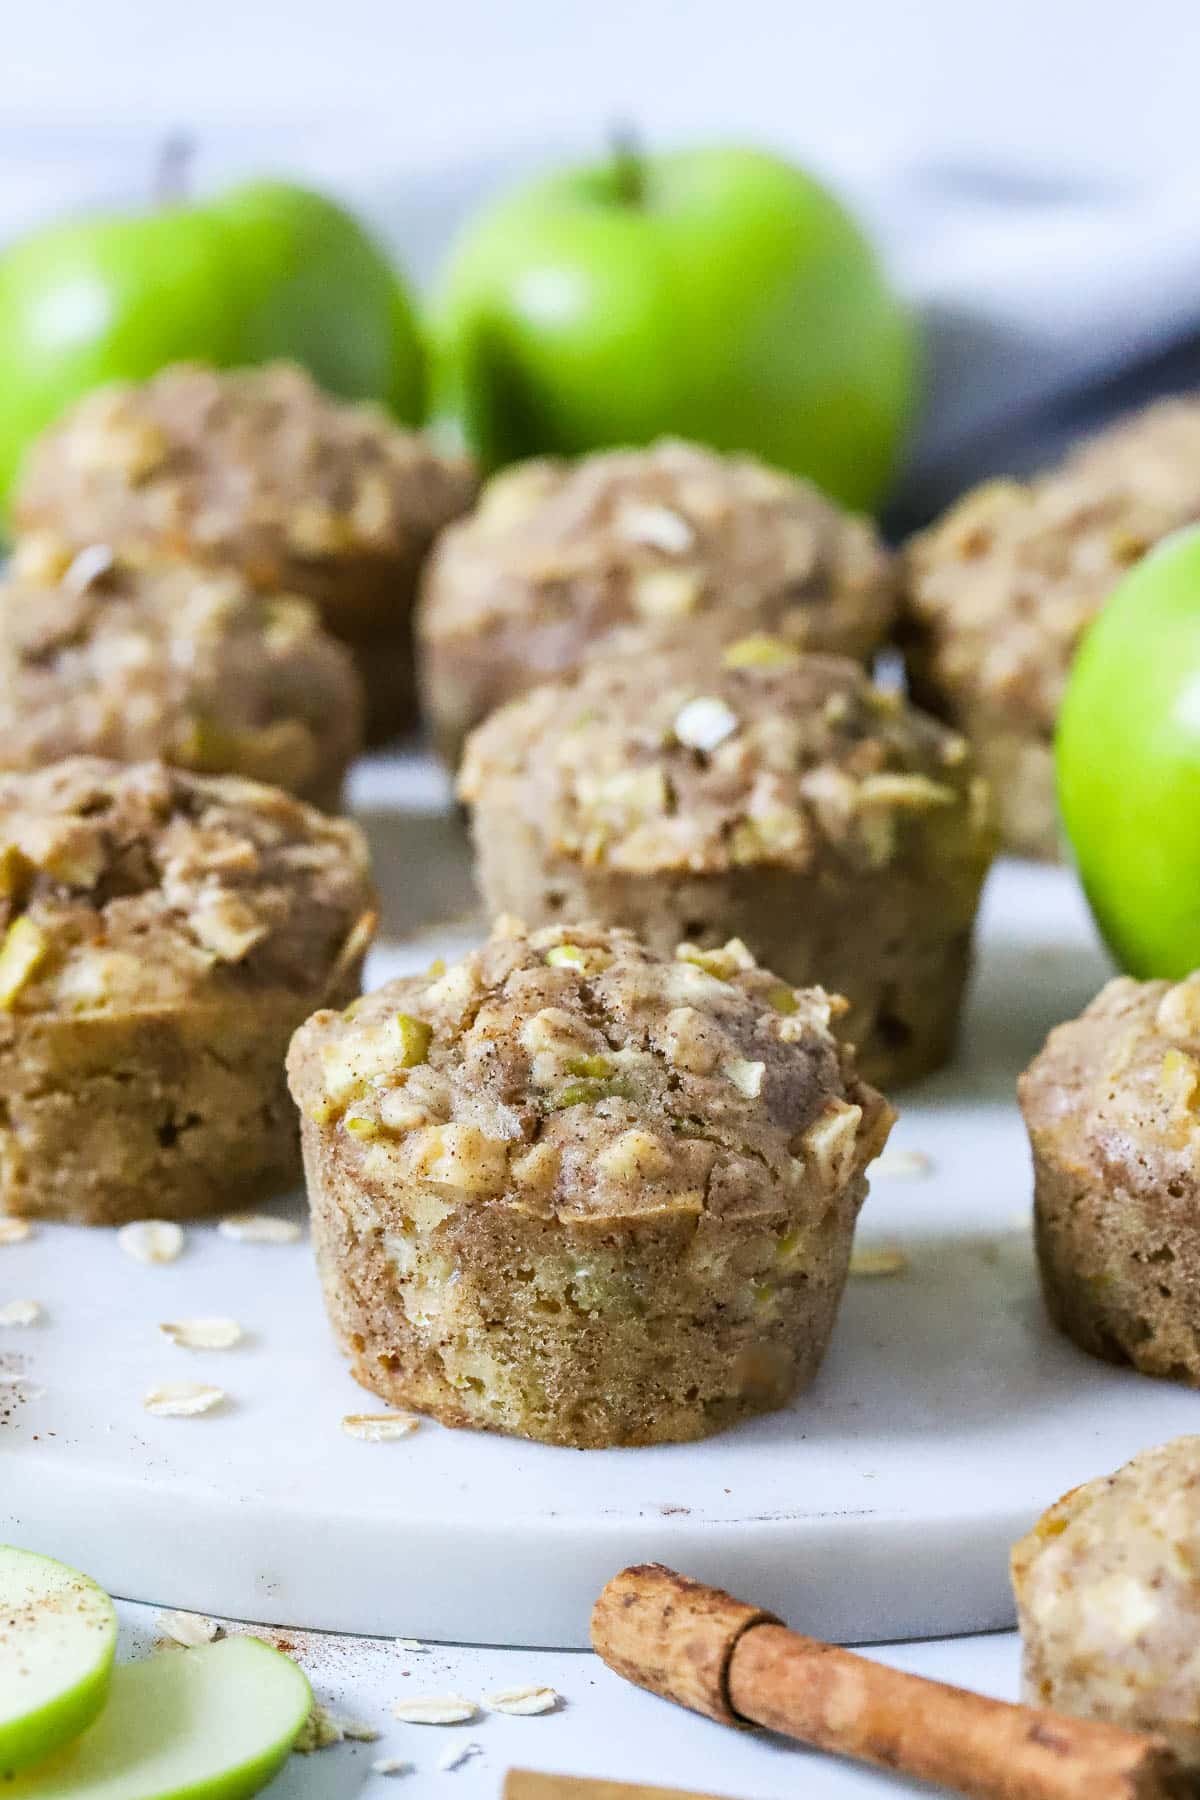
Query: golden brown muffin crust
0,757,374,1015
1012,1436,1200,1767
903,396,1200,856
289,917,881,1223
0,537,362,807
458,642,995,1086
289,919,892,1445
459,639,988,879
0,758,375,1224
12,361,476,741
13,361,475,605
1020,972,1200,1381
418,439,896,760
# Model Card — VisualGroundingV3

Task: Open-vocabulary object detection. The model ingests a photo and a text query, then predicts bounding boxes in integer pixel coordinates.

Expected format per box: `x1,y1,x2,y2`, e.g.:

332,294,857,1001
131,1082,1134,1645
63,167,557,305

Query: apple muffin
459,640,995,1086
902,395,1200,858
12,361,476,741
1019,971,1200,1382
1012,1437,1200,1767
0,537,362,810
287,917,893,1447
416,439,896,763
0,757,374,1225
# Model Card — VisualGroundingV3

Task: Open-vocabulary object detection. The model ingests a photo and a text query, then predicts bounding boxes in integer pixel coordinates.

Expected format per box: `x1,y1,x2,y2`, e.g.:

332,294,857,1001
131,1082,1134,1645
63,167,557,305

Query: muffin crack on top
289,918,893,1446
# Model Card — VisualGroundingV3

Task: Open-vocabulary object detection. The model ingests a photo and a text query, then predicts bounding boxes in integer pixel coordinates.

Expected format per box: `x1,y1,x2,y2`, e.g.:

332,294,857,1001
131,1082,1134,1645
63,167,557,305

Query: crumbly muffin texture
460,641,995,1085
0,536,363,809
0,758,374,1223
288,918,893,1447
13,362,476,739
1013,1437,1200,1766
417,439,896,761
1019,972,1200,1382
903,396,1200,858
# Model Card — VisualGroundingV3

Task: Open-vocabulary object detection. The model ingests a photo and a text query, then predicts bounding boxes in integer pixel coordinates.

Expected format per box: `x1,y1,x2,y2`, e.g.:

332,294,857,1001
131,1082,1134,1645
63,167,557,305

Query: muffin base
469,832,980,1088
300,1117,871,1448
905,647,1060,861
338,622,416,748
274,555,419,746
1032,1148,1200,1384
0,982,361,1227
960,716,1059,863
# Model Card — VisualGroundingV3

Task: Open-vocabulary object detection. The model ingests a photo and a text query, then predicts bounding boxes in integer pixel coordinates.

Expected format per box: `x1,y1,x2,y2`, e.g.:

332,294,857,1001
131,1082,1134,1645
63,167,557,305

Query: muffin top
459,639,992,878
1013,1437,1200,1713
0,758,374,1017
0,536,362,801
904,396,1200,736
1019,972,1200,1194
13,362,476,596
288,918,892,1226
419,439,895,661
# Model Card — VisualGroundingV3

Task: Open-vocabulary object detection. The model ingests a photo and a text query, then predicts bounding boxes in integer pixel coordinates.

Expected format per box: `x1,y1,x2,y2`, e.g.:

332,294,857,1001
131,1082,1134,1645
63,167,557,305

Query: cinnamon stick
504,1775,734,1800
591,1565,1189,1800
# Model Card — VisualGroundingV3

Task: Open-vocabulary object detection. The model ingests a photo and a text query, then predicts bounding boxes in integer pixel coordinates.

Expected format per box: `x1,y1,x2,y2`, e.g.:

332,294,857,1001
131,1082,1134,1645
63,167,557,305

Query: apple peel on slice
6,1635,312,1799
0,1546,118,1777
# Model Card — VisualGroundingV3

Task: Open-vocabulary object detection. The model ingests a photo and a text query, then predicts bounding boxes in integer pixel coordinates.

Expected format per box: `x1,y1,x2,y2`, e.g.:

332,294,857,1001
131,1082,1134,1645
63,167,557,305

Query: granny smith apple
1058,524,1200,976
0,180,424,508
7,1636,311,1799
0,1546,117,1776
431,143,918,509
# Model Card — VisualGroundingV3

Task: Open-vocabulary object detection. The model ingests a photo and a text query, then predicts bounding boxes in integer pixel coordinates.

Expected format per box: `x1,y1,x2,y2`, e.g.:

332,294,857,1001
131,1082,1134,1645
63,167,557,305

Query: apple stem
609,123,645,206
154,132,195,207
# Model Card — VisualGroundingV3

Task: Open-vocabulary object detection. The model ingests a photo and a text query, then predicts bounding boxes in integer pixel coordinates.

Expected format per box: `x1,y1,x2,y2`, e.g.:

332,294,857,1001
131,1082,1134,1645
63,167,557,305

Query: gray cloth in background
3,127,1197,537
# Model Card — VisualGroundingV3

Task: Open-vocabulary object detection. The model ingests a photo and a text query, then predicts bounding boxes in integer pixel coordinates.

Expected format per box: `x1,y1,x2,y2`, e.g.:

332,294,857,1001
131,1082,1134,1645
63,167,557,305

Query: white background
6,0,1200,508
4,0,1200,178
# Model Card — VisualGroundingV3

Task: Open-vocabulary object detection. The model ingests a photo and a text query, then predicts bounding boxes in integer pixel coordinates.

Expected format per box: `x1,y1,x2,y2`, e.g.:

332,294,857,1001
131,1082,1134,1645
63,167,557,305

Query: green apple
7,1636,311,1799
431,143,918,509
1057,524,1200,976
0,1546,117,1776
0,180,424,508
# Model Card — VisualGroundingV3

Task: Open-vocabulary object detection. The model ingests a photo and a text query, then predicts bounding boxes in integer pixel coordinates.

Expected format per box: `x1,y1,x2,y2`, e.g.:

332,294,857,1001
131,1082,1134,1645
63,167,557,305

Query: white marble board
5,751,1197,1649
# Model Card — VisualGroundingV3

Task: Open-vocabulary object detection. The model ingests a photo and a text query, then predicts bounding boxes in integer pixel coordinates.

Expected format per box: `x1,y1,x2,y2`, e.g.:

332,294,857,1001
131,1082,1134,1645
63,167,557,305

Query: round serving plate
5,752,1195,1649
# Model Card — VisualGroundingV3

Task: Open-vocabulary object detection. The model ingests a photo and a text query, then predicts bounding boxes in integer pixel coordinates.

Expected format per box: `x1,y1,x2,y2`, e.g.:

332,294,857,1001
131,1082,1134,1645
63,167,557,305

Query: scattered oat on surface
485,1684,560,1716
159,1317,243,1351
341,1411,420,1442
391,1694,476,1725
0,1299,41,1327
143,1381,226,1417
849,1244,910,1278
218,1212,303,1244
394,1638,426,1652
118,1219,185,1264
156,1609,221,1647
333,1715,380,1742
371,1759,413,1777
871,1148,934,1179
437,1740,483,1772
0,1219,33,1245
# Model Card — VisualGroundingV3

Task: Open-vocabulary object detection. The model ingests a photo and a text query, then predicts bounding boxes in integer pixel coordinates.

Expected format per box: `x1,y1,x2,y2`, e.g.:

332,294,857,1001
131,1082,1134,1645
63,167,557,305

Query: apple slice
0,1546,117,1776
7,1635,312,1799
